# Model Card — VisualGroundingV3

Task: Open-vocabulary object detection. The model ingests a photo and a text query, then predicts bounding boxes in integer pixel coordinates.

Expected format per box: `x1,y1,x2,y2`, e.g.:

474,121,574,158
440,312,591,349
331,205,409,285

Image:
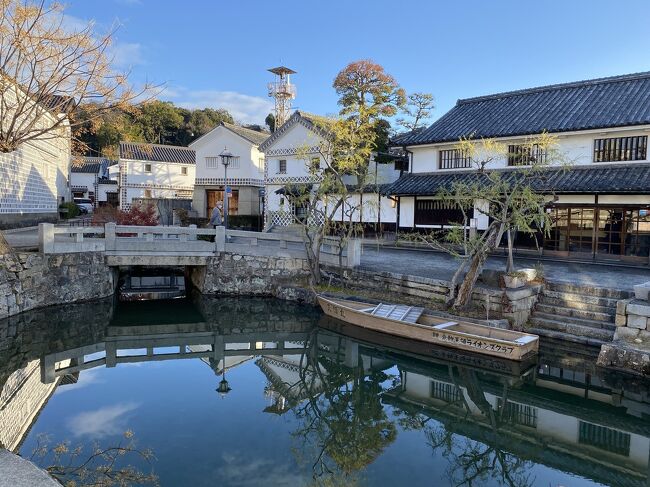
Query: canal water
1,296,648,487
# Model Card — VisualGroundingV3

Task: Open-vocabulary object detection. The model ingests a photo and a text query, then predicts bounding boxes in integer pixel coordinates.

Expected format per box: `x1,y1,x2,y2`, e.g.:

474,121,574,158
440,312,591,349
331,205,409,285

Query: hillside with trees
73,101,240,158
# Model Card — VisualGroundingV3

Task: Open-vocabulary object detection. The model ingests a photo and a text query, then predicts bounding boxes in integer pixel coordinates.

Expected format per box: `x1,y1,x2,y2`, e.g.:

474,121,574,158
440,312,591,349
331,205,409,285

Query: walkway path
359,247,650,291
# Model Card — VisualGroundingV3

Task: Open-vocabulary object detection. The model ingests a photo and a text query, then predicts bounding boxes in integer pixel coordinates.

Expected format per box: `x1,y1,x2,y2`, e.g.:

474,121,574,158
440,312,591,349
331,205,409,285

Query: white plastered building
259,111,399,231
118,141,195,211
0,85,71,227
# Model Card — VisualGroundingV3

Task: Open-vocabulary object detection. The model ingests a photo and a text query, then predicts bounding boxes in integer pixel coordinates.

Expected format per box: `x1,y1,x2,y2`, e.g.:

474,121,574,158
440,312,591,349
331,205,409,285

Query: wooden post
38,223,55,254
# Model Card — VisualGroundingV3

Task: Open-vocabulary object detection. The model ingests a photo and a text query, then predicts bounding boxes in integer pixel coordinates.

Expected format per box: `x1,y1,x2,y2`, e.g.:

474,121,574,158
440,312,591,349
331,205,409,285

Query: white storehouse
189,122,268,220
258,111,399,230
118,141,195,210
70,157,118,208
0,87,71,227
391,72,650,263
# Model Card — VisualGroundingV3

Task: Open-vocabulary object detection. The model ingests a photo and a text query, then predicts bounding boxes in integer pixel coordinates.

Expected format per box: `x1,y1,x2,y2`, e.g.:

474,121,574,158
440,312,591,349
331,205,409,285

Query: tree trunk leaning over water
453,223,504,310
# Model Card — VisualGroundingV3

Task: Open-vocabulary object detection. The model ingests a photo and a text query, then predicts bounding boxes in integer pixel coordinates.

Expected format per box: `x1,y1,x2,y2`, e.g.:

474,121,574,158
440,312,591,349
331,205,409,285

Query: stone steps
527,326,612,348
535,303,615,322
531,312,616,332
539,290,620,309
545,281,632,300
525,280,624,344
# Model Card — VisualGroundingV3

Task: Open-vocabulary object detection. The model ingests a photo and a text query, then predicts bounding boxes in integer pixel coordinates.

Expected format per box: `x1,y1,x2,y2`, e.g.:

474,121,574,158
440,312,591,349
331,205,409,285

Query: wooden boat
317,295,539,361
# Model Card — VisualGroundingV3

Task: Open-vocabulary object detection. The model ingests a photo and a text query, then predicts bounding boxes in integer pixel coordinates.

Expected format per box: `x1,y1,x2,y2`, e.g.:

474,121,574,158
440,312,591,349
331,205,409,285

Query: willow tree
432,133,568,309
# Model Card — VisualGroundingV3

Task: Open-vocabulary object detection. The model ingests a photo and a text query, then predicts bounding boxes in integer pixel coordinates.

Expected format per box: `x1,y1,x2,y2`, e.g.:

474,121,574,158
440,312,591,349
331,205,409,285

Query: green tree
284,61,405,284
397,92,435,133
137,101,184,144
265,113,276,132
183,108,234,143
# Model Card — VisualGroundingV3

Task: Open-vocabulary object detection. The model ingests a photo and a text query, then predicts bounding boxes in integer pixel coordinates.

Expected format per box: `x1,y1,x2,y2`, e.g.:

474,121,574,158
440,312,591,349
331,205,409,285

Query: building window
594,136,647,162
430,380,462,403
439,149,471,169
310,157,320,172
500,400,537,428
206,157,219,168
144,163,152,173
181,166,188,175
278,159,287,174
144,189,152,198
415,199,465,226
508,144,547,166
227,156,240,169
259,157,265,174
578,421,630,456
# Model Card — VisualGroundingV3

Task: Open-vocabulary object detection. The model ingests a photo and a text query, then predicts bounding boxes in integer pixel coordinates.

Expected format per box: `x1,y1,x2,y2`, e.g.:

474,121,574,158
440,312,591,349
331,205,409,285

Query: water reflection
0,297,649,486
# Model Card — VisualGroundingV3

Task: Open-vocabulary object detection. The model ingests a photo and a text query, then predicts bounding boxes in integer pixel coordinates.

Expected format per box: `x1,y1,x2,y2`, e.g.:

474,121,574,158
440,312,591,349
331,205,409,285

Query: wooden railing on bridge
37,223,361,268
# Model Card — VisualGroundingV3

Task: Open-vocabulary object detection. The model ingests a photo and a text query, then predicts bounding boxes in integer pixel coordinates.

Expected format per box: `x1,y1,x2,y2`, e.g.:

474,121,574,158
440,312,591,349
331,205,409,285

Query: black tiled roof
388,163,650,196
70,156,114,173
222,122,270,146
98,178,117,185
394,72,650,146
119,141,195,164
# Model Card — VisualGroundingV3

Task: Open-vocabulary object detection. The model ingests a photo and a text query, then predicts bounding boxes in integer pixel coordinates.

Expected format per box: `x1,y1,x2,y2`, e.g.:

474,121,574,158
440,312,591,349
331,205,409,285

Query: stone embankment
0,252,116,319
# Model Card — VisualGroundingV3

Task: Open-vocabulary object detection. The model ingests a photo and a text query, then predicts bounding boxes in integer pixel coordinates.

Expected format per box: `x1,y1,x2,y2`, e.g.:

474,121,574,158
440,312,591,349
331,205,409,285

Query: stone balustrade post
38,223,55,254
105,222,116,251
215,226,226,252
188,224,197,241
345,238,361,268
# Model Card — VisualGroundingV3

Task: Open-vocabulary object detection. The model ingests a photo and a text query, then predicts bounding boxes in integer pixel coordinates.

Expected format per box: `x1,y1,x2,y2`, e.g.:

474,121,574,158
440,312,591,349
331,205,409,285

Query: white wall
407,126,650,174
0,86,71,220
190,125,264,183
120,159,195,210
263,120,398,226
70,172,95,194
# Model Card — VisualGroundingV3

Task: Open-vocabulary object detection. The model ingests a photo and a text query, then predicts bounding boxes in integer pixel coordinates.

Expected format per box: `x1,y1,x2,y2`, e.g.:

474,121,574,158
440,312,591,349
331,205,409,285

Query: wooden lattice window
508,143,547,166
439,148,471,169
594,136,647,162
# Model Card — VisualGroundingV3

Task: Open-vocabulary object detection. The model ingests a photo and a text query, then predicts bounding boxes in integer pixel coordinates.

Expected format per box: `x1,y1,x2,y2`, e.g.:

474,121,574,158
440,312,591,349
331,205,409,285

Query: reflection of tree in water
422,367,535,487
291,331,397,484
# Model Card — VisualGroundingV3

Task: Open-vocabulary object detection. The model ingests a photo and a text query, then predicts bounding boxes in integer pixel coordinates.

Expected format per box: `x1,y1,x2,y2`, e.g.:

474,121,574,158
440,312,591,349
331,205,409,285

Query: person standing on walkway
209,201,224,228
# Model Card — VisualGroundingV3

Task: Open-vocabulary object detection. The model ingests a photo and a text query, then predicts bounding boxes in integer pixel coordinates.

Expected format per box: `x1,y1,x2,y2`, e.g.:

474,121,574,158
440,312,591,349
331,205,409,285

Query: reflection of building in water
0,359,71,451
257,335,394,414
384,358,650,487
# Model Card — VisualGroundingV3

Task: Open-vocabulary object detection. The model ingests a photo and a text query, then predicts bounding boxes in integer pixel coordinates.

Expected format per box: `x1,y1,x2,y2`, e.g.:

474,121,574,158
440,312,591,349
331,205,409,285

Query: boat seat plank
368,303,424,323
433,322,457,329
516,335,537,344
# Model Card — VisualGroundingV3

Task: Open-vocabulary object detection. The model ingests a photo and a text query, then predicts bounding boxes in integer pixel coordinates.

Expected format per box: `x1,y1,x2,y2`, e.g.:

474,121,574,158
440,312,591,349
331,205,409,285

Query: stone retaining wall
0,252,116,319
191,252,312,297
320,266,541,327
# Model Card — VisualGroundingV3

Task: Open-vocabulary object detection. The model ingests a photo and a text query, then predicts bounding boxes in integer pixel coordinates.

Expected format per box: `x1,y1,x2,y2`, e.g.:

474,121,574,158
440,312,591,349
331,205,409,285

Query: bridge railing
39,223,107,253
38,223,360,268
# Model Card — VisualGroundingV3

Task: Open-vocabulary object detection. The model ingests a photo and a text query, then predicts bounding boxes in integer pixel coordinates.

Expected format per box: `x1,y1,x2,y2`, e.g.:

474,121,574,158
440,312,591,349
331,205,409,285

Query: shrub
91,202,159,227
117,202,159,226
59,201,79,219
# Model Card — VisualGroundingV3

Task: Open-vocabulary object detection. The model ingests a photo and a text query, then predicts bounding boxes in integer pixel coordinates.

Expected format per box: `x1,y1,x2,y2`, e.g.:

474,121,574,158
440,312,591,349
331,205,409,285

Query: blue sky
67,0,650,125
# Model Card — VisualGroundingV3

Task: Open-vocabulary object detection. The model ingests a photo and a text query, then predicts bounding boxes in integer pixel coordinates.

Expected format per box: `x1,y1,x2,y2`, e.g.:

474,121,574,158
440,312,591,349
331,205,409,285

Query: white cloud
111,42,144,68
67,402,140,438
217,451,307,486
167,87,274,125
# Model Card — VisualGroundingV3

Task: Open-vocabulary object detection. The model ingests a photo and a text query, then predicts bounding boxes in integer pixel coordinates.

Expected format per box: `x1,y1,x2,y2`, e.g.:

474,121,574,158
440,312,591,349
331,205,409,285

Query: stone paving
359,246,650,291
0,449,59,487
